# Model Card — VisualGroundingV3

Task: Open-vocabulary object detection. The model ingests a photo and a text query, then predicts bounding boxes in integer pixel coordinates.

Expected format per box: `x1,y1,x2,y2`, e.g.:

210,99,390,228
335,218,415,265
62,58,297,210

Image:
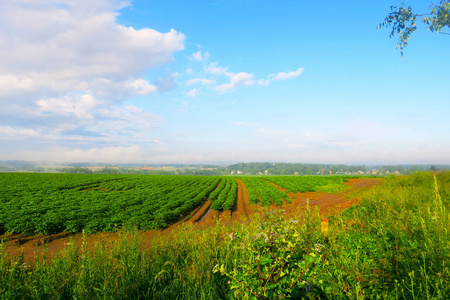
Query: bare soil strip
1,178,381,262
231,179,253,222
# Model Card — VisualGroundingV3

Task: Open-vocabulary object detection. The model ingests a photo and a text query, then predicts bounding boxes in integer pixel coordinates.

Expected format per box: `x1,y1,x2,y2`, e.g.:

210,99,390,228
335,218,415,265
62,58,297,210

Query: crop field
0,173,352,235
1,172,449,299
0,173,222,234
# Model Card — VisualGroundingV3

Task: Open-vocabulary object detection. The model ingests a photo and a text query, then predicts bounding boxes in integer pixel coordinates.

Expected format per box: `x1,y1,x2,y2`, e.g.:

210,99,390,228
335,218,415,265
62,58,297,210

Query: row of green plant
241,177,290,206
1,172,448,299
210,177,239,211
0,173,221,234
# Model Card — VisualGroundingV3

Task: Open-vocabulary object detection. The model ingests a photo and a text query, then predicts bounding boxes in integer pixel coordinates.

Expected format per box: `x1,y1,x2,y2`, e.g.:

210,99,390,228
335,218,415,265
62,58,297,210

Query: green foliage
379,1,450,56
329,171,450,299
214,210,327,299
211,177,238,211
0,228,231,299
241,177,289,206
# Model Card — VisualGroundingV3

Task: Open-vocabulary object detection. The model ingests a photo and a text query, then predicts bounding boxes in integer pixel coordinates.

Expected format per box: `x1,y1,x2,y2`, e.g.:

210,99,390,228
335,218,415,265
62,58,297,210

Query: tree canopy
379,1,450,56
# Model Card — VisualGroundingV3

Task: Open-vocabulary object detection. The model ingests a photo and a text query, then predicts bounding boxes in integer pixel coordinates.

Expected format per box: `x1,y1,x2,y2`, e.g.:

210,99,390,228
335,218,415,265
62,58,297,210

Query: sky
0,0,449,165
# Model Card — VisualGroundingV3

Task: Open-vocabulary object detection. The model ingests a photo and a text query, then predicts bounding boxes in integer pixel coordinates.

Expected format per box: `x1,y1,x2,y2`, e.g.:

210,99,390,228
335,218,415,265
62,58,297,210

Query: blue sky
0,0,449,164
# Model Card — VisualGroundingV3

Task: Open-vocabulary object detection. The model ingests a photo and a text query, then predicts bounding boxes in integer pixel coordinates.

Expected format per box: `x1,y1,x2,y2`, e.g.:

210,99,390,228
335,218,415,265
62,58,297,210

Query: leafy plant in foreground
214,210,327,299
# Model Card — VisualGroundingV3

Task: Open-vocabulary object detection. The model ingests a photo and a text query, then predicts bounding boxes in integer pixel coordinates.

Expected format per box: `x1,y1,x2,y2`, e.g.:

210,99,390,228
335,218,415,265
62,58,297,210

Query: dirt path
1,178,381,262
190,178,253,227
231,179,253,222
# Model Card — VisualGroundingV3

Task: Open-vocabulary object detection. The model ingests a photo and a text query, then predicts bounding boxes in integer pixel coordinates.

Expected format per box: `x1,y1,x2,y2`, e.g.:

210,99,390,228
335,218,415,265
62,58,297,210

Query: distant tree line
1,160,449,176
0,161,44,173
225,162,450,176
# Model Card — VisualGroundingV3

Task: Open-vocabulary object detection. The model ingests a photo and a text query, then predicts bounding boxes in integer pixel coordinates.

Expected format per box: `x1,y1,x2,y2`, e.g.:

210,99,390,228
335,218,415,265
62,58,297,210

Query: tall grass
0,172,449,299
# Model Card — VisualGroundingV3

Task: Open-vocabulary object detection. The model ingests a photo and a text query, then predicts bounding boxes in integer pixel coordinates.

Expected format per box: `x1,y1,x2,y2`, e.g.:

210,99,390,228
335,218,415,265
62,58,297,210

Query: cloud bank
0,0,185,158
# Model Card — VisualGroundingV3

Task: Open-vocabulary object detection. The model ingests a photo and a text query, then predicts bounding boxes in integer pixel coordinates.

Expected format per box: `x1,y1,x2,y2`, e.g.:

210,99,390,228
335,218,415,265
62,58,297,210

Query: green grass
1,171,449,299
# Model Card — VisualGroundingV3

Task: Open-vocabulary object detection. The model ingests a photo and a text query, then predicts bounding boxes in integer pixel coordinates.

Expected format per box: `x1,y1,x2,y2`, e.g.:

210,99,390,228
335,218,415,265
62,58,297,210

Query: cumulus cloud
0,1,184,103
274,67,304,81
125,79,157,95
0,0,183,159
257,79,271,86
191,50,210,61
205,63,230,76
0,93,161,147
215,72,255,93
202,62,255,92
193,62,303,93
258,67,304,86
36,94,98,120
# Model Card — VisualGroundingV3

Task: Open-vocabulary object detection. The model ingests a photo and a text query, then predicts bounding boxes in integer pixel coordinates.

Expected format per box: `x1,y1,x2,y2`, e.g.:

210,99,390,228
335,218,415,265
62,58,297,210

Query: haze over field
0,0,449,165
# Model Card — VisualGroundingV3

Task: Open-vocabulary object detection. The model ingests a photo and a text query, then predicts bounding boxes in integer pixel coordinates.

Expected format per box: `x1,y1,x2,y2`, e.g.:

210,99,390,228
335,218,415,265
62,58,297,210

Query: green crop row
0,173,220,234
210,177,238,211
241,177,289,206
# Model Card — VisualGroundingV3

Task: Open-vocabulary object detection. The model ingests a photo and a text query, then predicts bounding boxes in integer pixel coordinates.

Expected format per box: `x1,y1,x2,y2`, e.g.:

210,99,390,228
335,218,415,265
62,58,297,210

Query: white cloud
0,0,184,105
215,72,255,93
0,0,181,154
257,67,304,86
0,92,162,148
0,126,39,139
205,63,231,76
125,79,157,95
258,79,271,86
36,94,99,120
200,62,303,92
187,88,199,97
191,50,210,62
186,78,215,86
274,67,304,81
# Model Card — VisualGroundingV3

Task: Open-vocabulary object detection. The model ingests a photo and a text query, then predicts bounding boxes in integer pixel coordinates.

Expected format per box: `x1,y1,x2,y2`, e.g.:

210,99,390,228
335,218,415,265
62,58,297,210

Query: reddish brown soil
1,178,381,263
274,178,381,217
231,179,254,222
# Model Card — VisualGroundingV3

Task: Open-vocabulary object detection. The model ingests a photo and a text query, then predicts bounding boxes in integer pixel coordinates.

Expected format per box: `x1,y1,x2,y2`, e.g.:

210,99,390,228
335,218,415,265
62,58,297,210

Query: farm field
1,172,449,299
0,173,359,236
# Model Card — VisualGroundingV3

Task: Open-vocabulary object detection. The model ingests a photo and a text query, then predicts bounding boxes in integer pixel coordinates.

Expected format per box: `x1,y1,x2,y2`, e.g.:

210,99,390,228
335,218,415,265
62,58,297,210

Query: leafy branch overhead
379,1,450,56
